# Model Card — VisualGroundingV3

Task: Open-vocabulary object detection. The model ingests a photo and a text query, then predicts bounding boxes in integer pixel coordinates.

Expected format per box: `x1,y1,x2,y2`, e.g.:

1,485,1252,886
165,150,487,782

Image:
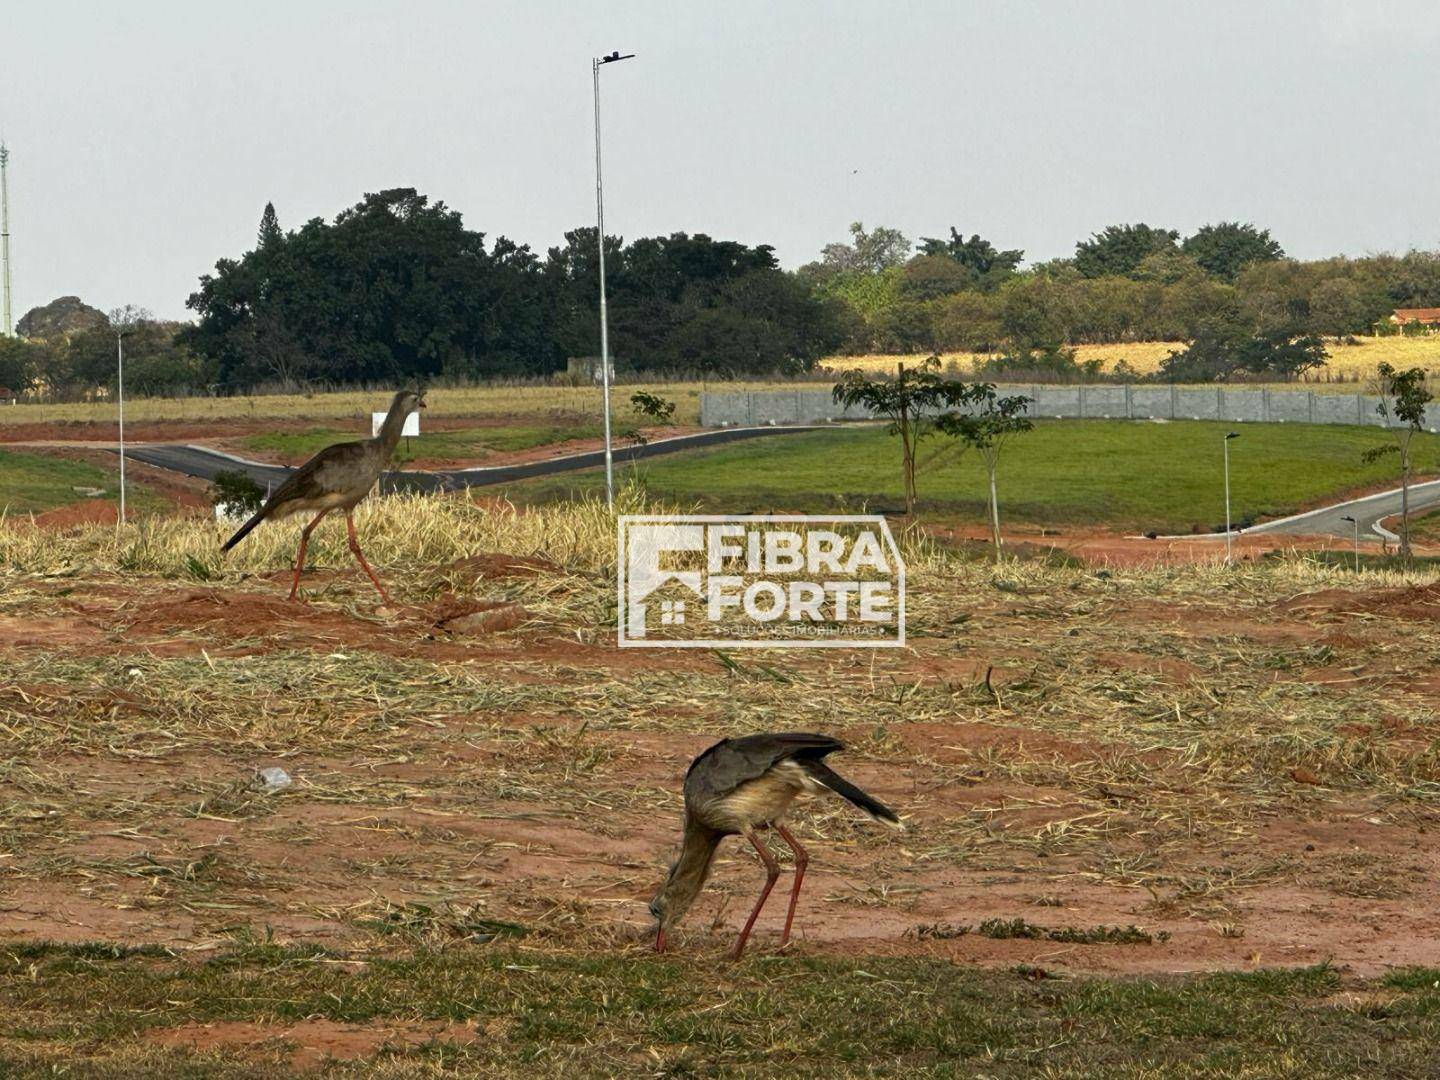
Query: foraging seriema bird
650,732,902,958
221,390,426,604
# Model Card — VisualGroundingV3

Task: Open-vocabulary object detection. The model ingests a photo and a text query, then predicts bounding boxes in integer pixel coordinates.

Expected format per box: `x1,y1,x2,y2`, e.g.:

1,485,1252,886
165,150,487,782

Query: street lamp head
1225,431,1239,440
599,51,635,64
1341,516,1356,523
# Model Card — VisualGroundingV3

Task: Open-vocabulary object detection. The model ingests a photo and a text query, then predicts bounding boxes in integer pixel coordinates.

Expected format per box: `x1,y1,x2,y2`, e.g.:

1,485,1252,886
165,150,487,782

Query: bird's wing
262,440,369,508
685,732,843,800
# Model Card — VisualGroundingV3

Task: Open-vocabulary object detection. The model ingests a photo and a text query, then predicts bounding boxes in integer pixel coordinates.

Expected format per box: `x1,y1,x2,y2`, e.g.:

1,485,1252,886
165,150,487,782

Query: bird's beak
418,400,427,409
654,927,666,953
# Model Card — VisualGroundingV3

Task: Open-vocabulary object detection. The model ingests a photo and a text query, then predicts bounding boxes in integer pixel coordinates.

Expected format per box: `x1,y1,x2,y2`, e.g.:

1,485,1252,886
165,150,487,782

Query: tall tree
257,202,282,249
1182,222,1284,283
817,222,912,275
1075,223,1179,279
917,227,1023,289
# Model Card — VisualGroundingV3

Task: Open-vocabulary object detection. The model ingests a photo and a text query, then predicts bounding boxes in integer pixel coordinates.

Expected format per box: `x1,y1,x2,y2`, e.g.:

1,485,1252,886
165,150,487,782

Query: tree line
3,191,1439,398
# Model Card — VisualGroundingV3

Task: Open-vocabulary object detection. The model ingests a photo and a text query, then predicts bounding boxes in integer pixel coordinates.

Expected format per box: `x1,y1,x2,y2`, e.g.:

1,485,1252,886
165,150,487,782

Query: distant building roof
1391,308,1440,324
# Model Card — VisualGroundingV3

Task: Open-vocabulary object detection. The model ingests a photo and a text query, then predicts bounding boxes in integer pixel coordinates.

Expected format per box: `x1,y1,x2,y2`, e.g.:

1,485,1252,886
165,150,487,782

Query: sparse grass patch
0,946,1434,1077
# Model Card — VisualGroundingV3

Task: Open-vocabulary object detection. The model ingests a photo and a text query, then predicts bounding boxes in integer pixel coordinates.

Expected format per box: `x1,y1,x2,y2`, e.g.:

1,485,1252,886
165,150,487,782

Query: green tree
816,221,912,275
1156,323,1326,383
257,202,282,249
188,188,561,386
1365,363,1432,558
0,336,45,395
1075,224,1179,279
831,359,983,514
1181,222,1284,283
935,387,1035,560
916,227,1023,290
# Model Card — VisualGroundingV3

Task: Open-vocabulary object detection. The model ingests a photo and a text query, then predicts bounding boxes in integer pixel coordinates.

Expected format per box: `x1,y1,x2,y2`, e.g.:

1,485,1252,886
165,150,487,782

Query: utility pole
593,50,634,511
1,142,12,337
1223,431,1239,562
117,330,131,525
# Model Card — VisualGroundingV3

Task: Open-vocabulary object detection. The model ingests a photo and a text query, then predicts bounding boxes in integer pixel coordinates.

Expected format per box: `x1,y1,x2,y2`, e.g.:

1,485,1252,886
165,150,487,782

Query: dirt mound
29,500,118,529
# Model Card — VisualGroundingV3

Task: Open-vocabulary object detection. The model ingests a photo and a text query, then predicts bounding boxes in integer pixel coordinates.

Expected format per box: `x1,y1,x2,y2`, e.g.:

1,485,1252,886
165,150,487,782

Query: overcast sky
4,0,1438,321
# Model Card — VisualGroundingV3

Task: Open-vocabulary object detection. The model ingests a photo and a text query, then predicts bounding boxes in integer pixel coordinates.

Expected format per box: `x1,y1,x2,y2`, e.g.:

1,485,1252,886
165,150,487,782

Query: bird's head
391,389,427,416
649,869,677,952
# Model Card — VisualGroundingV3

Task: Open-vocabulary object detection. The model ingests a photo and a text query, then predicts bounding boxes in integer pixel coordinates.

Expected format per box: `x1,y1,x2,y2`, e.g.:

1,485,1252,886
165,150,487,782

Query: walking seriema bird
221,390,426,605
650,732,902,958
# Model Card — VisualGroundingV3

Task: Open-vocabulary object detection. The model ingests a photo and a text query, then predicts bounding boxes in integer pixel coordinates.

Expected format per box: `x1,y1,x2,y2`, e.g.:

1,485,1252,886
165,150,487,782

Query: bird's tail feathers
805,760,904,830
221,508,266,552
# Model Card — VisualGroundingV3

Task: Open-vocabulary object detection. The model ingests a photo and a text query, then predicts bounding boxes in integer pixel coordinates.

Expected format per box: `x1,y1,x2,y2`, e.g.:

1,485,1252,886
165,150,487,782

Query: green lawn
505,420,1437,533
243,422,609,464
0,448,124,514
4,944,1438,1076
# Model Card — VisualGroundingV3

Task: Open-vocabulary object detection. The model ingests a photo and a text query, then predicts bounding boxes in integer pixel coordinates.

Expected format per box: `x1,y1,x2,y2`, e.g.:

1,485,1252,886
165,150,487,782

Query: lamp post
1341,514,1359,572
593,49,634,511
1223,431,1239,562
117,329,132,525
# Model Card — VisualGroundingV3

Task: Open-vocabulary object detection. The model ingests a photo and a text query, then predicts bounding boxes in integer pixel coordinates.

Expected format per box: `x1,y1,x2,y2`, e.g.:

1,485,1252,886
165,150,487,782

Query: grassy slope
242,421,608,462
0,448,123,513
504,420,1437,533
4,944,1439,1077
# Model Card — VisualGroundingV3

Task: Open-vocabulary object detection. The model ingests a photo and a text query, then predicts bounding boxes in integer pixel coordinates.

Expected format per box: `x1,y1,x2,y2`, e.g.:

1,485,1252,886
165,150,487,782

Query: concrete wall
700,385,1419,431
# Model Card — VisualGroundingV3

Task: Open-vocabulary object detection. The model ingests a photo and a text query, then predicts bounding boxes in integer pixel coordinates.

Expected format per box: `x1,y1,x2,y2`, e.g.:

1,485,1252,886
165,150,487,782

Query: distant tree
1156,323,1326,383
832,358,983,514
935,387,1034,560
916,227,1023,290
929,291,1004,352
817,222,912,275
188,188,561,386
1133,250,1205,285
257,202,282,249
1365,363,1432,558
1182,222,1284,283
1075,223,1179,279
898,255,972,302
0,336,44,395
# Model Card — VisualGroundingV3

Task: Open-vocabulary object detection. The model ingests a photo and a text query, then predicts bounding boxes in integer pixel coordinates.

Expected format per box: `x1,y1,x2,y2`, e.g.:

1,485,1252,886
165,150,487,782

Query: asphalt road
120,425,820,495
1243,477,1440,542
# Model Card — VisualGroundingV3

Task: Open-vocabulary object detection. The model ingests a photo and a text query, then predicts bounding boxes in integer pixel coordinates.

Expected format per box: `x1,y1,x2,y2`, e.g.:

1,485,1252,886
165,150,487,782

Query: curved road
119,425,821,495
1157,478,1440,543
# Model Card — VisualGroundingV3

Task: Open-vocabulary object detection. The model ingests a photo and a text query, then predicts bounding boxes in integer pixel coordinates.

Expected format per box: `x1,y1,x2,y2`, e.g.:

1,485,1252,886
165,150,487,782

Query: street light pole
593,50,634,512
1224,431,1239,562
117,330,128,525
1341,514,1359,572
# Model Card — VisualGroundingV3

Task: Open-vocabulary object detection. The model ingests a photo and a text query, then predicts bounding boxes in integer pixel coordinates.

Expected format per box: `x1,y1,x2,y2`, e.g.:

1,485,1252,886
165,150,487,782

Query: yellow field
821,335,1440,384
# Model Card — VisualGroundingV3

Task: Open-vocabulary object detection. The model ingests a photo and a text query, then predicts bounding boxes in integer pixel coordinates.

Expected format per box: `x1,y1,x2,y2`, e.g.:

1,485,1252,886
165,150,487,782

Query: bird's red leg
345,512,392,606
730,828,781,960
774,824,809,950
289,510,330,602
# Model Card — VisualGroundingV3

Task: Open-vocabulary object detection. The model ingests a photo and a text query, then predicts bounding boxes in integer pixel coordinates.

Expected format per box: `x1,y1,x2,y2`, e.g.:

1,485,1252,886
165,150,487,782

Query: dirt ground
4,540,1440,984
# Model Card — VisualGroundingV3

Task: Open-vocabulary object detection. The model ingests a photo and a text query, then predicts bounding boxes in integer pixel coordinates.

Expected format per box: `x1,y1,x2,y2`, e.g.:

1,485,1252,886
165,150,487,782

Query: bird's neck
375,407,410,455
664,821,723,915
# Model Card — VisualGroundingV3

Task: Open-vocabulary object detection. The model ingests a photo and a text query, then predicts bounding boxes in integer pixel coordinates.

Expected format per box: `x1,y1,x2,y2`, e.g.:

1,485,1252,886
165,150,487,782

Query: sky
4,0,1438,322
